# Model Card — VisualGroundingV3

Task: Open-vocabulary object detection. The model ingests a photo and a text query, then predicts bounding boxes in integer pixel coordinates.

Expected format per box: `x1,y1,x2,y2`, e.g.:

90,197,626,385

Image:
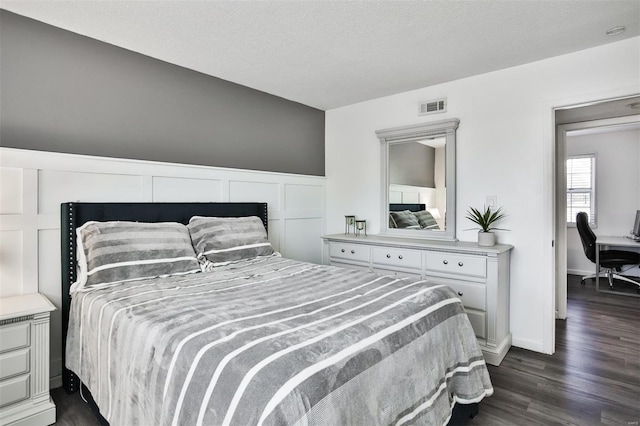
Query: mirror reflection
388,137,446,232
376,118,458,241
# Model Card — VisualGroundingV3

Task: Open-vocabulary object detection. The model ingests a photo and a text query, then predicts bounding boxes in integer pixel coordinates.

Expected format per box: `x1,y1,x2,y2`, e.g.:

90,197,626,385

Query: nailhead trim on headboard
68,203,76,284
264,204,268,231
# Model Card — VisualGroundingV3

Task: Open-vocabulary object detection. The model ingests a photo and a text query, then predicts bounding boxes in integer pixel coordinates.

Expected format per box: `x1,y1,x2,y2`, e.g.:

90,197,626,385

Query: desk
595,236,640,297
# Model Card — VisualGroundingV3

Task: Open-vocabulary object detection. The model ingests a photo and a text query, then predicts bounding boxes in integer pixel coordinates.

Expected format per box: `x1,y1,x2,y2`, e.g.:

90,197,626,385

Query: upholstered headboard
60,202,268,393
389,203,426,212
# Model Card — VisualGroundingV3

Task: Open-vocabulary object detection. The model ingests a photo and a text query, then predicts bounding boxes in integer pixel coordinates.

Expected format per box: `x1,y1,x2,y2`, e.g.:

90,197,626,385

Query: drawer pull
351,250,355,254
398,255,403,260
458,262,464,267
457,291,464,296
341,249,345,253
386,254,391,258
443,260,448,265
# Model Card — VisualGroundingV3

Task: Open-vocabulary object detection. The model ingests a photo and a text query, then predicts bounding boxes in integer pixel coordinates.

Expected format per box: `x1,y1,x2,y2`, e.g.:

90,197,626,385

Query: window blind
566,155,596,225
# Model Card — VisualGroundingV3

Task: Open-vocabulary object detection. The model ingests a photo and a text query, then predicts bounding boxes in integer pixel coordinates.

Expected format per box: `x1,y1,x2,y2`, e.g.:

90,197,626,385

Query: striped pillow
71,221,201,293
414,210,440,230
389,210,421,229
188,216,274,267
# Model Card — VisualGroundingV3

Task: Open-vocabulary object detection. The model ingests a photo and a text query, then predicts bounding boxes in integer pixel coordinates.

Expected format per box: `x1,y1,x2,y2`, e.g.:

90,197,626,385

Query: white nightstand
0,293,56,426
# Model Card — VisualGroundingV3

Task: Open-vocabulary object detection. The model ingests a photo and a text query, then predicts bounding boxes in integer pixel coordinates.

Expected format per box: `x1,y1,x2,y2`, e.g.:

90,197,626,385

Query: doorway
554,96,640,319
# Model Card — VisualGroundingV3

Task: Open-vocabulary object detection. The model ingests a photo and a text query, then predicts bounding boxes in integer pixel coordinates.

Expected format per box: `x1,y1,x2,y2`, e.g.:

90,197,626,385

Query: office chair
576,212,640,292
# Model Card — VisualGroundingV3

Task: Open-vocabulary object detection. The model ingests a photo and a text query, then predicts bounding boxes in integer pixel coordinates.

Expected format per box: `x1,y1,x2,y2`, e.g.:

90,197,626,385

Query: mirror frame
376,118,459,241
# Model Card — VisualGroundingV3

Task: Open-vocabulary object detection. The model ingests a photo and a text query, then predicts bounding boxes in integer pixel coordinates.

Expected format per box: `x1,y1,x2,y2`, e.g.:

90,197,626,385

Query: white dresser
322,234,513,366
0,293,56,426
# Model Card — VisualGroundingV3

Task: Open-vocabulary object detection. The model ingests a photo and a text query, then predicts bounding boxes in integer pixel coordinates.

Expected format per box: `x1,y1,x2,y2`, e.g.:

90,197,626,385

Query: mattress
65,255,493,425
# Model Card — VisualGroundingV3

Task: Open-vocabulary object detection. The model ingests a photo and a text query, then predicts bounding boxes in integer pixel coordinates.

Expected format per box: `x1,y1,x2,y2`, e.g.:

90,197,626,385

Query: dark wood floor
469,275,640,426
51,275,640,425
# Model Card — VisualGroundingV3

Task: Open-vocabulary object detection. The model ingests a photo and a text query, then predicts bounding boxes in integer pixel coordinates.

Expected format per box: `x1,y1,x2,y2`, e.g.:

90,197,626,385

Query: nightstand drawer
0,293,56,423
0,348,30,381
372,247,421,270
0,323,30,353
465,309,486,339
329,243,370,263
447,281,486,311
0,374,30,408
425,252,487,279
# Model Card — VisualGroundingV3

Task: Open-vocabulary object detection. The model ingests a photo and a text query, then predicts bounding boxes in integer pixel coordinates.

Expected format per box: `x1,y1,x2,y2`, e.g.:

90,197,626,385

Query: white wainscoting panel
284,218,324,265
285,183,323,211
229,180,280,207
0,167,23,214
38,170,147,214
0,230,23,297
388,184,436,207
389,190,402,204
267,219,281,253
152,176,224,202
403,192,419,203
0,147,326,385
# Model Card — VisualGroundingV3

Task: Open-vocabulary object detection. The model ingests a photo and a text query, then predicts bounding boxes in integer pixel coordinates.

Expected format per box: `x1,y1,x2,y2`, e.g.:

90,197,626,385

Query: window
566,154,596,226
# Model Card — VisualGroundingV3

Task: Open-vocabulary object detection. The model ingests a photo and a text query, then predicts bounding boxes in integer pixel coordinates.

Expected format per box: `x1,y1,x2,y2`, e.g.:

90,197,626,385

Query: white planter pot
478,231,496,247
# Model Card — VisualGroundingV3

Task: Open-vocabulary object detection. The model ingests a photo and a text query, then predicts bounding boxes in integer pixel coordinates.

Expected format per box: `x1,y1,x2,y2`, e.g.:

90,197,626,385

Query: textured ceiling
1,1,638,110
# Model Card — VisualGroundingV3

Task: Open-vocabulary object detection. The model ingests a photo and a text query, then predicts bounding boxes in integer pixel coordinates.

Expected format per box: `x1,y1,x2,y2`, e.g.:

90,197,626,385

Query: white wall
325,37,640,354
566,127,640,276
0,147,325,384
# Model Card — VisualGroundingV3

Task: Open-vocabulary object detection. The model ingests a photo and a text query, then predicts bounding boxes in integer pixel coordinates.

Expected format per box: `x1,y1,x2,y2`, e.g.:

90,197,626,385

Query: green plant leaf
465,205,508,232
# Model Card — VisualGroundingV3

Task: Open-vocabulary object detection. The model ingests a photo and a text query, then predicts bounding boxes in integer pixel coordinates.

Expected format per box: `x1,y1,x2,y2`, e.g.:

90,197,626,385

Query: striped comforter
66,256,493,426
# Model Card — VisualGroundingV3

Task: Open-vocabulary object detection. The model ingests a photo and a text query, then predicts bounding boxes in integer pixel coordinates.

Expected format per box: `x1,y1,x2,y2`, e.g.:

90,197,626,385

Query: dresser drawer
0,323,30,353
329,243,370,263
0,373,30,408
447,281,486,311
373,267,422,279
0,348,30,381
425,252,487,279
372,247,422,271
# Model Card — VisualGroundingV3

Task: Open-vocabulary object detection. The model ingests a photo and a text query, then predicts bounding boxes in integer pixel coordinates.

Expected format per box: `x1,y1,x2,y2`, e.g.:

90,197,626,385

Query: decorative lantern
344,215,356,234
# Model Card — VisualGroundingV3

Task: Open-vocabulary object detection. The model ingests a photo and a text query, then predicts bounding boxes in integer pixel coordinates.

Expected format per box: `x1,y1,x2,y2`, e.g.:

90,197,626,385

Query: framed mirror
376,118,459,241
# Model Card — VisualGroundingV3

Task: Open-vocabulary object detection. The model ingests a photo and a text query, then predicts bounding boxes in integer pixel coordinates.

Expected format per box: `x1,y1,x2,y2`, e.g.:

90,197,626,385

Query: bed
388,204,441,231
61,202,492,425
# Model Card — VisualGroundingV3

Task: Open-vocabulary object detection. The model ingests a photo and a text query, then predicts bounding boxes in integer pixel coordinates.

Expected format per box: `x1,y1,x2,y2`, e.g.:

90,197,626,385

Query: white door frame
555,114,640,319
542,88,638,355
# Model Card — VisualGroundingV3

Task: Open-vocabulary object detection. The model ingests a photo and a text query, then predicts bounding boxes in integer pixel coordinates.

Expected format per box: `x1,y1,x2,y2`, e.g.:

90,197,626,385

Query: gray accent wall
389,142,435,188
0,10,325,176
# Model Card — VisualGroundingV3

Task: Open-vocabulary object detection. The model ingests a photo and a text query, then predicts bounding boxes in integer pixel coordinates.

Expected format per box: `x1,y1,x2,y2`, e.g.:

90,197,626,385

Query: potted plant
465,205,507,247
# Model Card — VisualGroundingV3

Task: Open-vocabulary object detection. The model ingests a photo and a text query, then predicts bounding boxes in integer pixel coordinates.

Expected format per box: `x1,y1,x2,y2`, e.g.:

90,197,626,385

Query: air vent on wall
418,98,447,116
